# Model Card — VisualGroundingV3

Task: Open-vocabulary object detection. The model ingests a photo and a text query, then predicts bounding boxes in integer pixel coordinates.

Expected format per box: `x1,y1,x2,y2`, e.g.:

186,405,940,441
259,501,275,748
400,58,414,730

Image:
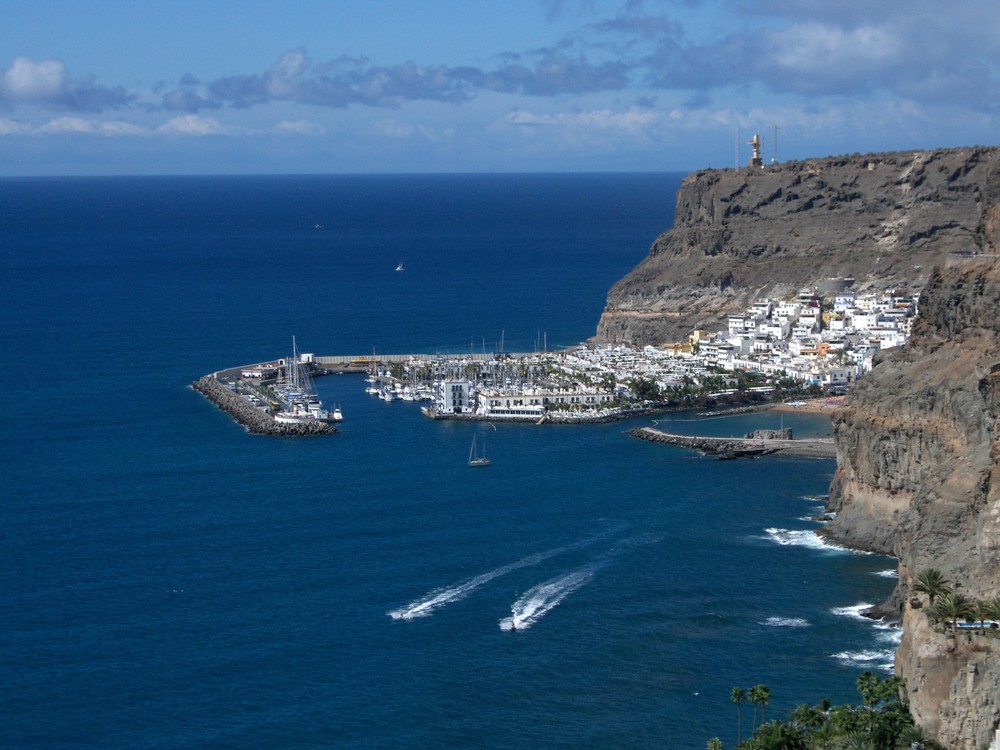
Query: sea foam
762,616,810,627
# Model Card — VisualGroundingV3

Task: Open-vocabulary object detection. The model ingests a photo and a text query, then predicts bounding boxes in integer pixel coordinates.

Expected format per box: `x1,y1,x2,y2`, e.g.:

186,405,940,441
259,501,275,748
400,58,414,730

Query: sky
1,0,998,176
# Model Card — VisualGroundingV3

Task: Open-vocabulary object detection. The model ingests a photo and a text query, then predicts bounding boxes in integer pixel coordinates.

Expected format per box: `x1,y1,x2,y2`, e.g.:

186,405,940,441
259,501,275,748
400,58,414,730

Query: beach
771,396,846,414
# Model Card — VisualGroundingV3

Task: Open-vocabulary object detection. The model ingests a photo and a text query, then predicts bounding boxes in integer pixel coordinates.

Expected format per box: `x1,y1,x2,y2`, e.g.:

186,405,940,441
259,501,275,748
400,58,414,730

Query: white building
439,379,473,414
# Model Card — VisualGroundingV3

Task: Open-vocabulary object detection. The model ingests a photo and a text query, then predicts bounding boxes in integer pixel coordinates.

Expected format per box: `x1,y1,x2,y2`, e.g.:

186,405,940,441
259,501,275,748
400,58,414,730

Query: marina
196,345,675,433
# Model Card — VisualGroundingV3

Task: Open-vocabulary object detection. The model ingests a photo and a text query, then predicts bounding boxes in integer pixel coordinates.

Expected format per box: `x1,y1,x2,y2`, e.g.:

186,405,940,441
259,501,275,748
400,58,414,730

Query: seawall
192,375,336,436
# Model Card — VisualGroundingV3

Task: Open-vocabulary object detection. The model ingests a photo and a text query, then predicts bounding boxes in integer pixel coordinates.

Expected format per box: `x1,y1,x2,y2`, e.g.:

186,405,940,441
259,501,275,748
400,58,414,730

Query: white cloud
0,117,31,135
766,23,902,76
503,106,659,132
3,57,68,100
156,115,232,136
274,120,326,136
371,118,450,142
0,56,134,110
34,117,150,136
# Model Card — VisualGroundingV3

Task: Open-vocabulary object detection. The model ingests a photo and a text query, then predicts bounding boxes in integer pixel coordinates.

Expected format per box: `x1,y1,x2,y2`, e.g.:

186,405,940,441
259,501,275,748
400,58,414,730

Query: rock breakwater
192,375,336,436
630,426,835,459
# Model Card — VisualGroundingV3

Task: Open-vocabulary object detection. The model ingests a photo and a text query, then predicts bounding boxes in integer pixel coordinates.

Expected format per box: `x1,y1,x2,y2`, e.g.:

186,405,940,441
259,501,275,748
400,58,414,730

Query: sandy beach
770,396,845,414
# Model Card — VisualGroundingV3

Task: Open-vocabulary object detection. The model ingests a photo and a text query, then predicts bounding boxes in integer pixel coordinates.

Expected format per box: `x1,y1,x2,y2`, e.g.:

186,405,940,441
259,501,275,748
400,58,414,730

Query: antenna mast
770,124,781,163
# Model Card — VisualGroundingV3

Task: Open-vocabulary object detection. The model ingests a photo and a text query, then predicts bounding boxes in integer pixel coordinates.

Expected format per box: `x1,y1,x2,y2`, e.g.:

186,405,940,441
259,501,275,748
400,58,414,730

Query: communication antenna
735,127,741,171
770,124,781,163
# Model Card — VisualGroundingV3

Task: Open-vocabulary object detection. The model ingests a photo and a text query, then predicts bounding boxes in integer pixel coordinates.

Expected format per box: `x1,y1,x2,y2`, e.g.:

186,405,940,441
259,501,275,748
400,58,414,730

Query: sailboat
395,261,404,272
468,433,491,467
273,336,335,423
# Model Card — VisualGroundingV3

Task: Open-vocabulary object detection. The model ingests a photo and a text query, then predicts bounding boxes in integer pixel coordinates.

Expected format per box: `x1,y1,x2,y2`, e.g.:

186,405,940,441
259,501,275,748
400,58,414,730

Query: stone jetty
629,426,835,459
192,375,336,436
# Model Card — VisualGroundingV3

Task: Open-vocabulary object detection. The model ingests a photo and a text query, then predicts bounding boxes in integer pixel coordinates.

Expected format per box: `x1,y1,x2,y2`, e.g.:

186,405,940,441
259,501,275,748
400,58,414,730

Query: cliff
597,147,1000,346
822,258,1000,748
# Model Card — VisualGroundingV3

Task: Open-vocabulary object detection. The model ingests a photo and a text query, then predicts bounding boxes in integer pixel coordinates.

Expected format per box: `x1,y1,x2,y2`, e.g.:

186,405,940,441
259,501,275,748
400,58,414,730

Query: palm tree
731,687,747,746
929,592,975,635
790,702,824,734
751,720,807,750
912,568,952,607
748,684,772,728
707,738,723,750
971,599,994,635
982,595,1000,629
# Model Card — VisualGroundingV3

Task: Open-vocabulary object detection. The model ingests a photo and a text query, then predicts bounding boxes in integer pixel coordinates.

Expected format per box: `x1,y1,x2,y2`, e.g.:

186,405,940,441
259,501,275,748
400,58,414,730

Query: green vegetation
912,569,1000,639
911,568,952,607
717,673,943,750
714,575,1000,749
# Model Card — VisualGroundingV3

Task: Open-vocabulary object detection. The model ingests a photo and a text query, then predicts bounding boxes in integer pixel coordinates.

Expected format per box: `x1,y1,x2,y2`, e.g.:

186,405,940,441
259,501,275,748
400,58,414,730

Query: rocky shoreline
192,375,336,436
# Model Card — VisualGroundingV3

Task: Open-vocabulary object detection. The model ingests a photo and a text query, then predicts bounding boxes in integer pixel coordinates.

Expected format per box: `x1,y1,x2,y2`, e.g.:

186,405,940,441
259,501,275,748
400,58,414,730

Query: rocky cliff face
823,258,1000,748
597,147,1000,345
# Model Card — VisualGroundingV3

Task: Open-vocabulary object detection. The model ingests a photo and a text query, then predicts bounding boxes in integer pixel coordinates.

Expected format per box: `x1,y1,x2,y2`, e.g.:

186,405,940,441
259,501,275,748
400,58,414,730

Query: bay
0,174,895,748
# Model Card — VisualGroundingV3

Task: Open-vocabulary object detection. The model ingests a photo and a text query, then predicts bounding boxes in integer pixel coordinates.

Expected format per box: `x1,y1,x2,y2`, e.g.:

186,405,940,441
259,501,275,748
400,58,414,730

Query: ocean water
0,174,898,749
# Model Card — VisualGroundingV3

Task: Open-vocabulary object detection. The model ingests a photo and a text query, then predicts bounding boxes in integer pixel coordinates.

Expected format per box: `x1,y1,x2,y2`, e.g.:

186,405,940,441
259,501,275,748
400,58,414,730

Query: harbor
193,343,845,437
196,345,669,433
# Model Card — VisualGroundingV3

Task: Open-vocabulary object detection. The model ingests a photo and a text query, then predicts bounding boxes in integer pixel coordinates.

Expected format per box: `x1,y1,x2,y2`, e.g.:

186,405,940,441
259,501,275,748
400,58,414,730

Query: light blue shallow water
0,174,896,748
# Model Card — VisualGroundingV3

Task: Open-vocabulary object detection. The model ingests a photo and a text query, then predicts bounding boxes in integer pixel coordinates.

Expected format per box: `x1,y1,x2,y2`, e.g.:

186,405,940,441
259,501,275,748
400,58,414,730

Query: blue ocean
1,174,897,749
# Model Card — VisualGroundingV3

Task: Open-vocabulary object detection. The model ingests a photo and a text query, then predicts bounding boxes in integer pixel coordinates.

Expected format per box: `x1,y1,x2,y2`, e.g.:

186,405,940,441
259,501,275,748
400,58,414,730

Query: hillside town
397,285,919,422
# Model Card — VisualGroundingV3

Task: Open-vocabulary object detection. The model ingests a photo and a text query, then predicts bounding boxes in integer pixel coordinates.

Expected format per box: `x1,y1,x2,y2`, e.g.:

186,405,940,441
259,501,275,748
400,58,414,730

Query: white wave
389,548,566,621
828,604,900,672
873,568,899,578
763,527,848,553
499,568,596,632
830,602,876,620
874,621,903,645
831,649,895,673
762,616,810,628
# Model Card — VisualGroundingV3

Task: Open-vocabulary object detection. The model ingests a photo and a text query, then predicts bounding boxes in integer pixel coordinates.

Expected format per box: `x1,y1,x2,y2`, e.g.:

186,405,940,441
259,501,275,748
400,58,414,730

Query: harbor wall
192,375,336,436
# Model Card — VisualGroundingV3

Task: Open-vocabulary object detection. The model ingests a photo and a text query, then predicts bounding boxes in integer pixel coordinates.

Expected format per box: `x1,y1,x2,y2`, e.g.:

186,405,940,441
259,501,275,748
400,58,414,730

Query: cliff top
598,145,1000,346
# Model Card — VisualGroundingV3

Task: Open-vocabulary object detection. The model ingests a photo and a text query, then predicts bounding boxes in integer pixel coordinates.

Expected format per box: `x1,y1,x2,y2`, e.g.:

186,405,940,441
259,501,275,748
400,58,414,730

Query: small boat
468,433,491,467
395,262,404,272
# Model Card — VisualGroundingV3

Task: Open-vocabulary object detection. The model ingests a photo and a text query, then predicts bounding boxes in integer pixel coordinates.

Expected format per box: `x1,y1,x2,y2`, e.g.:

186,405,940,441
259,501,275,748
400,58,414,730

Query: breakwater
192,375,336,436
630,426,835,459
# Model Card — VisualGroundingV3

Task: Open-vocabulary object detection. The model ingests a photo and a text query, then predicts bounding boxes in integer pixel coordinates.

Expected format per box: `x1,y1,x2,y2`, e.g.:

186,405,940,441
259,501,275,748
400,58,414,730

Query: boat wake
498,536,656,632
387,530,625,621
499,567,597,632
388,548,564,621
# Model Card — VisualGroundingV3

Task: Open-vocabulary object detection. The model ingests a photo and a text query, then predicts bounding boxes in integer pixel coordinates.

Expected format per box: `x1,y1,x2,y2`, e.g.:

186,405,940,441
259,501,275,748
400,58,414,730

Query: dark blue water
1,175,896,749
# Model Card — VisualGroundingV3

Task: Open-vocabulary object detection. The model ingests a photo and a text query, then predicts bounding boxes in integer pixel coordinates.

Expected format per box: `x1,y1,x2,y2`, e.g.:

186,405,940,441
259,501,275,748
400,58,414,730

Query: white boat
273,336,335,422
395,262,404,272
468,433,491,467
